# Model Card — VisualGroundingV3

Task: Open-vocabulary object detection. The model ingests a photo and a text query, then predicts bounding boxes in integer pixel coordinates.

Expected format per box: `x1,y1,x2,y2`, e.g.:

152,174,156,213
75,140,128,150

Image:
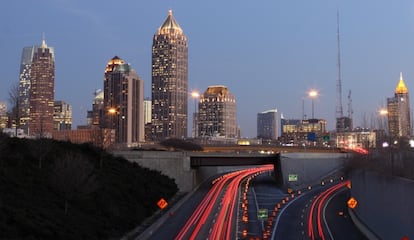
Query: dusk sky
2,0,414,137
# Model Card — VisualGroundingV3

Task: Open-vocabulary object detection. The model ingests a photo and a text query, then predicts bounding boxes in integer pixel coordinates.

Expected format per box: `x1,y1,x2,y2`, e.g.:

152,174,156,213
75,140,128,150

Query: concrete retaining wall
112,151,194,192
350,170,414,239
113,151,351,194
281,152,350,188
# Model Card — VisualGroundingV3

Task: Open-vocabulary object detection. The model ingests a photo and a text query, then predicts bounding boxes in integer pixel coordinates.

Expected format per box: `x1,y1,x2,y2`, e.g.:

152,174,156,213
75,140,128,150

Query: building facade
336,127,377,149
18,46,37,133
144,98,152,124
87,89,104,127
280,117,328,146
104,56,144,147
52,128,115,149
336,116,352,133
257,109,278,140
151,10,188,140
0,102,7,129
28,39,55,138
198,85,238,139
387,72,411,141
53,101,72,130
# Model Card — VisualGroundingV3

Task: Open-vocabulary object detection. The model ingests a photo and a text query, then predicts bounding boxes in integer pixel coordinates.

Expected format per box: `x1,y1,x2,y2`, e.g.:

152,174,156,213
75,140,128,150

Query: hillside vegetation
0,134,178,239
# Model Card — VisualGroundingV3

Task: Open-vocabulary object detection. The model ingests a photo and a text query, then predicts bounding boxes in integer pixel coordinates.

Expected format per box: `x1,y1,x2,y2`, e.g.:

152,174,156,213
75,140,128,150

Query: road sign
347,197,358,209
288,174,298,182
323,135,330,141
157,198,168,209
307,132,316,141
257,209,268,220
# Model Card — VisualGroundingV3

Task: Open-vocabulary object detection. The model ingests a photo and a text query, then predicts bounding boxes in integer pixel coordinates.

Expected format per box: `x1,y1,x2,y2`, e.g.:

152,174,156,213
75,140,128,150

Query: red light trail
308,180,349,240
175,165,273,239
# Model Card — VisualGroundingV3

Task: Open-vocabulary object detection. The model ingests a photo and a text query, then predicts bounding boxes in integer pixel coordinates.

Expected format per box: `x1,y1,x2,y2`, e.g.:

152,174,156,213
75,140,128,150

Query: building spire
395,72,408,94
41,33,47,48
157,9,183,35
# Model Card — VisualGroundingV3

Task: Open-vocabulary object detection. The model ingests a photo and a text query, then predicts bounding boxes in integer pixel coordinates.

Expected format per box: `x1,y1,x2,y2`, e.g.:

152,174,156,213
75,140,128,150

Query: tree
50,153,99,215
160,138,203,151
29,138,52,169
7,82,20,136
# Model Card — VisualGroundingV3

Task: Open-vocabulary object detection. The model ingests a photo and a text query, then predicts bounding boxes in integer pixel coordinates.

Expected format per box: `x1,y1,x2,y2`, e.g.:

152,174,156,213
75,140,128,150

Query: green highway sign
257,209,268,220
288,174,298,182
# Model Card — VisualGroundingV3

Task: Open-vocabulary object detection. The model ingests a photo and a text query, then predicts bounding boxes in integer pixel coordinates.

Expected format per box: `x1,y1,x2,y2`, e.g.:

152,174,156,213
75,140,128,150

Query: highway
143,166,273,240
140,168,366,240
175,166,273,239
272,179,366,240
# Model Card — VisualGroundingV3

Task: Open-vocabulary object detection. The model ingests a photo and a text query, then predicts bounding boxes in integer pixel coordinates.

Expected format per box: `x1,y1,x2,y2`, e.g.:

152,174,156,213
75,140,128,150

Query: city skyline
2,1,414,137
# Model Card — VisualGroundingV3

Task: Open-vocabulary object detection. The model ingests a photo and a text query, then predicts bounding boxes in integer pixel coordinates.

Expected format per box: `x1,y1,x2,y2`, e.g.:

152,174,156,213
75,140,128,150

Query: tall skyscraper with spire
151,10,188,140
104,56,144,147
387,72,411,141
28,38,55,137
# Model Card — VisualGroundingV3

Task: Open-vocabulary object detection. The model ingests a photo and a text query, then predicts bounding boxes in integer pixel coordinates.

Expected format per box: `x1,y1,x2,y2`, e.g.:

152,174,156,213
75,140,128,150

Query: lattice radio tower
336,9,344,120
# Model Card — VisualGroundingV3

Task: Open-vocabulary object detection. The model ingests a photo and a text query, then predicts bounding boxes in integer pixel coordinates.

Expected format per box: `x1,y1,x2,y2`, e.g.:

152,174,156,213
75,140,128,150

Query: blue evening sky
1,0,414,137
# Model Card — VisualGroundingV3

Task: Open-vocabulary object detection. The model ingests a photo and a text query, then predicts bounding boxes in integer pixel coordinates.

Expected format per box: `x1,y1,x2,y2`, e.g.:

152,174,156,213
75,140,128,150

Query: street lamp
308,89,318,119
191,91,200,138
107,107,116,132
108,107,117,115
378,108,388,135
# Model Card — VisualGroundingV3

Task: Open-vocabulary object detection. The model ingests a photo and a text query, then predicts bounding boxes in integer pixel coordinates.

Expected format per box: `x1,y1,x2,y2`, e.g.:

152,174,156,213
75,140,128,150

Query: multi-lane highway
140,167,366,240
143,166,273,239
175,166,274,239
270,179,366,240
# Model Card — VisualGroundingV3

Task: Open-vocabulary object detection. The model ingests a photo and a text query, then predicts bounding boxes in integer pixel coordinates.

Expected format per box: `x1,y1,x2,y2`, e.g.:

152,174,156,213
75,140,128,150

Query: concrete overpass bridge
200,145,342,154
113,149,351,192
189,152,279,167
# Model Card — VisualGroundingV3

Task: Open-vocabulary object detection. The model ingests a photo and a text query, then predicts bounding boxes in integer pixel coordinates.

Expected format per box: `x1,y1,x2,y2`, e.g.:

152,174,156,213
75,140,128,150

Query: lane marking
323,187,347,240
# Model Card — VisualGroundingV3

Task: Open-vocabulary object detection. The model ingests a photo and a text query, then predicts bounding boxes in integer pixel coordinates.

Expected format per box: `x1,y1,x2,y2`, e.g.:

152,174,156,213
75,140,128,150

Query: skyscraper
387,72,411,141
144,98,152,125
151,10,188,140
198,86,237,138
257,109,278,140
104,56,144,147
29,38,55,137
18,45,37,133
87,89,104,127
53,101,72,130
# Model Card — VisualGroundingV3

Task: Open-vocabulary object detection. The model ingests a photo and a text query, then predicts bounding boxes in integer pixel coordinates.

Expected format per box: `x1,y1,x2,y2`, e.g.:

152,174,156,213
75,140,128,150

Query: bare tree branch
50,153,99,214
7,82,20,134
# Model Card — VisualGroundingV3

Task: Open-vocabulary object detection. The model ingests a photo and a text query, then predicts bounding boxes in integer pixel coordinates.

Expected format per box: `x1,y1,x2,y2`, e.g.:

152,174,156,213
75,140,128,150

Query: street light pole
308,89,318,119
191,91,200,138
